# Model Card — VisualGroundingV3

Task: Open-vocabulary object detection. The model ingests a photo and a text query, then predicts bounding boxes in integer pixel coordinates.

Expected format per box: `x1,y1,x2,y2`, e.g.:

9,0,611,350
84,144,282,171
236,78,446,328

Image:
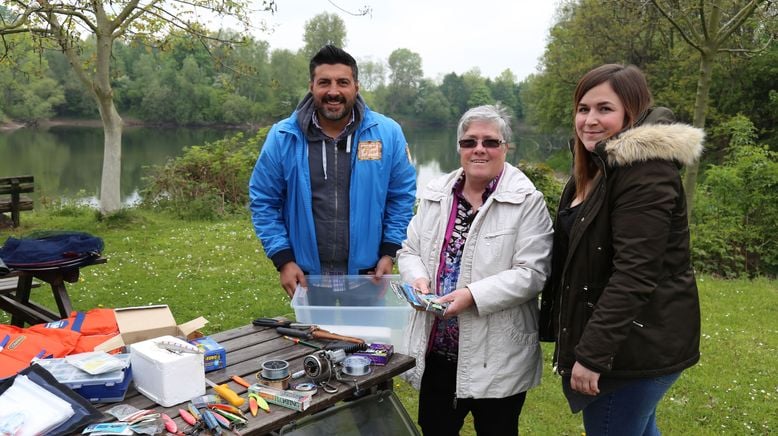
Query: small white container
290,275,412,346
130,335,205,407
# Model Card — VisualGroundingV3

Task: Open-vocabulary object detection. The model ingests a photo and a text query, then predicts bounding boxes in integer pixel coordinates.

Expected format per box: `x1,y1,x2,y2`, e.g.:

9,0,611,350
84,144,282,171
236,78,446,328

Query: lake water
0,124,564,204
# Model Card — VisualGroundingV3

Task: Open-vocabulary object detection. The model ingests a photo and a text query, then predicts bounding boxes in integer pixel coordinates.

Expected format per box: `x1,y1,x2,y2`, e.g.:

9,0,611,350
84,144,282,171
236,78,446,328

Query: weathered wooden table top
96,323,415,435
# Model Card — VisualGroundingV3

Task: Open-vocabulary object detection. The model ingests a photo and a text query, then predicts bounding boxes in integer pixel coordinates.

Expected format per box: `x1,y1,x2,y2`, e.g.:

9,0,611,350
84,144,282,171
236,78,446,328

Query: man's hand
435,287,474,317
571,361,600,396
279,262,307,298
372,255,394,278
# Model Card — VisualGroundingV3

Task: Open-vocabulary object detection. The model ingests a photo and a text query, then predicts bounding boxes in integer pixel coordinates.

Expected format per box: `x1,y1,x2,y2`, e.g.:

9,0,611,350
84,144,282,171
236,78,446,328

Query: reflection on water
405,124,566,192
0,124,565,203
0,125,242,204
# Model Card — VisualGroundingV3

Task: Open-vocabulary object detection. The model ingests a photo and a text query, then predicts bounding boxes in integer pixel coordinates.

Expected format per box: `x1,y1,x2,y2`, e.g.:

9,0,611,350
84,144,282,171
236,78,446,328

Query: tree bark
94,31,123,214
683,48,714,217
97,97,123,214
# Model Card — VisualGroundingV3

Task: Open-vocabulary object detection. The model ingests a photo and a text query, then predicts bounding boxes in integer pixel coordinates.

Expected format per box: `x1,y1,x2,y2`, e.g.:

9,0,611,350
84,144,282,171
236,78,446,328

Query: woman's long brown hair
572,64,653,200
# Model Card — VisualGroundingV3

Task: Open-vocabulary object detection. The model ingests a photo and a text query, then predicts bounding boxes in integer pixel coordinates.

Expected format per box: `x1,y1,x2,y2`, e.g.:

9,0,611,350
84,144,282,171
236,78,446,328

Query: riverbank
0,117,262,131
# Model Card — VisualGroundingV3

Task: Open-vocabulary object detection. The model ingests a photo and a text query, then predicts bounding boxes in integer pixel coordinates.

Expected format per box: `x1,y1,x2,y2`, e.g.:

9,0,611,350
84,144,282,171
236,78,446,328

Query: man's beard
317,95,353,121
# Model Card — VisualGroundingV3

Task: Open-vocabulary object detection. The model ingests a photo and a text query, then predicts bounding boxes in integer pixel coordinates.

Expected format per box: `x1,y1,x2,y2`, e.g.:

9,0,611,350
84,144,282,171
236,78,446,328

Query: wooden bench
0,275,43,323
0,175,34,227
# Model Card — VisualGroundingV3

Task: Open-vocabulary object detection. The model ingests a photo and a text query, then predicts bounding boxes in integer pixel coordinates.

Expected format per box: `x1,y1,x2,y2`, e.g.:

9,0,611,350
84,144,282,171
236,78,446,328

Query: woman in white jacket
398,104,553,436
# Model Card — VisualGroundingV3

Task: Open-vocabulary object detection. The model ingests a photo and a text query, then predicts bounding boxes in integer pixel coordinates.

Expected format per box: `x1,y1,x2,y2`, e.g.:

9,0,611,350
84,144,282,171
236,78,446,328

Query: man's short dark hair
309,45,359,82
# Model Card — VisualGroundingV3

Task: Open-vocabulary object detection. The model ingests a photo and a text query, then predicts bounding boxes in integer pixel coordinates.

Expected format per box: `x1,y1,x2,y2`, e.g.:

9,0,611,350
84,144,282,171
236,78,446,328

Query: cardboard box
130,335,205,407
353,343,394,366
93,305,207,352
188,336,226,372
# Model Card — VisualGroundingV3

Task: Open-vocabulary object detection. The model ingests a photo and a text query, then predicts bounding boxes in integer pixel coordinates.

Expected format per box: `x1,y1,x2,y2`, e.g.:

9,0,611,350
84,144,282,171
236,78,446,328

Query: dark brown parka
540,108,704,378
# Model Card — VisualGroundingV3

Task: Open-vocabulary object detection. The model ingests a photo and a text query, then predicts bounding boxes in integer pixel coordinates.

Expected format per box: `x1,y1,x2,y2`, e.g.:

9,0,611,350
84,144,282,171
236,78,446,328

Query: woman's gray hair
456,104,512,151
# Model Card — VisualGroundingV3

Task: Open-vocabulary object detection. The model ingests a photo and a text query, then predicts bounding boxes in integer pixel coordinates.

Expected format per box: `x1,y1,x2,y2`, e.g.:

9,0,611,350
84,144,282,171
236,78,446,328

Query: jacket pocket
476,228,517,269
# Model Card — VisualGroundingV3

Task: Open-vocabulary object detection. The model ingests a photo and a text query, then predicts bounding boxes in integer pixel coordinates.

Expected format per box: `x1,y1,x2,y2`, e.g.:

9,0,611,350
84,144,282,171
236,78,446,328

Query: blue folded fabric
0,231,103,267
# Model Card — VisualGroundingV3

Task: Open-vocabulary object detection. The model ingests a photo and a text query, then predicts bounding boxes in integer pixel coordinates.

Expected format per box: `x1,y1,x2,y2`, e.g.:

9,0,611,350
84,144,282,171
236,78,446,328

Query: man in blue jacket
249,45,417,298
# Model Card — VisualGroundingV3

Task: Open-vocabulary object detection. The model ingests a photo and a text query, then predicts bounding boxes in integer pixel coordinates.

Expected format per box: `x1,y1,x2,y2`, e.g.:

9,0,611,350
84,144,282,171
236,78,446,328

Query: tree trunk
94,32,123,214
97,97,123,214
683,49,714,219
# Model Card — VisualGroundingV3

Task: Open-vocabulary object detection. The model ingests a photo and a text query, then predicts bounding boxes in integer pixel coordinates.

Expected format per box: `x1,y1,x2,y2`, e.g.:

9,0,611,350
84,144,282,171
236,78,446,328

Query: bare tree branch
698,0,709,40
33,0,99,33
650,0,704,52
716,0,763,46
718,34,774,53
327,0,372,17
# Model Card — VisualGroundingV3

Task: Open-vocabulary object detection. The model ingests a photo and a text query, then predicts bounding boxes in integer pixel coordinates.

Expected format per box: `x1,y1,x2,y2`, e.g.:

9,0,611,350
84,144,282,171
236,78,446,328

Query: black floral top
428,172,502,361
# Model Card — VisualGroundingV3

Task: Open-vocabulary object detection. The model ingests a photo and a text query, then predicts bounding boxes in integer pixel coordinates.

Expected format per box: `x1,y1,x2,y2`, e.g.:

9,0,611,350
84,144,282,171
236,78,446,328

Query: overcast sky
241,0,560,82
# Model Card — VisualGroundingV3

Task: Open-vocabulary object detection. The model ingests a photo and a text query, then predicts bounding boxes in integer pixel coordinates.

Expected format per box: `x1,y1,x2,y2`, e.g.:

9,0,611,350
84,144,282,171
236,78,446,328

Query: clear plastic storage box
35,353,133,403
290,275,412,346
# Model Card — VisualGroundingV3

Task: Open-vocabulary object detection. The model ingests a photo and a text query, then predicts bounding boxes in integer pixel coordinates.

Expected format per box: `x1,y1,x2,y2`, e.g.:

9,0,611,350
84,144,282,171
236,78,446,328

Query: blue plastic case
35,353,133,403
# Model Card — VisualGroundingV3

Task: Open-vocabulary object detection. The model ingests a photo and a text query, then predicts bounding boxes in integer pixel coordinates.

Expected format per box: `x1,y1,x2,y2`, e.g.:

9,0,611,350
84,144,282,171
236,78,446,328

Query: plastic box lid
35,354,131,388
290,275,412,346
278,390,419,435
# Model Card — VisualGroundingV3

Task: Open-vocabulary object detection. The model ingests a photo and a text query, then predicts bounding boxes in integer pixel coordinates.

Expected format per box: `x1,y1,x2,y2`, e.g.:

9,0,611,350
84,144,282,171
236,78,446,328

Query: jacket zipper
331,140,338,262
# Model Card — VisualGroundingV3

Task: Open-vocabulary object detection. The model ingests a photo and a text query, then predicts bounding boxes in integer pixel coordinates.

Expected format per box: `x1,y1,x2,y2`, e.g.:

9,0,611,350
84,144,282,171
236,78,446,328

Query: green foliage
523,0,776,149
357,57,386,92
0,34,65,122
517,160,564,218
413,80,453,125
544,147,572,174
302,13,347,60
488,69,523,119
268,49,308,118
95,208,148,229
141,129,268,219
692,115,778,277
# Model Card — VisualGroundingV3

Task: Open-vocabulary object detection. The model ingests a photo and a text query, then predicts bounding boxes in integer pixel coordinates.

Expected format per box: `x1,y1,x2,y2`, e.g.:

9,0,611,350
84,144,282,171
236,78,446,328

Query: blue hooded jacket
249,101,416,275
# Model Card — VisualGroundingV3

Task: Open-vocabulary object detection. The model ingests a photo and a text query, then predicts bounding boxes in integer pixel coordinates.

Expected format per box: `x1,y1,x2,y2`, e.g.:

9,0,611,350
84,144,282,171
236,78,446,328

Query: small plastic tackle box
35,353,133,403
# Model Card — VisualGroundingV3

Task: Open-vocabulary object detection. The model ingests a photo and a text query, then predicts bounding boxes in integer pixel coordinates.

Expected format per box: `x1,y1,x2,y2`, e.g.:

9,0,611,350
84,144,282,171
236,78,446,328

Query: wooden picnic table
96,322,416,435
0,256,107,326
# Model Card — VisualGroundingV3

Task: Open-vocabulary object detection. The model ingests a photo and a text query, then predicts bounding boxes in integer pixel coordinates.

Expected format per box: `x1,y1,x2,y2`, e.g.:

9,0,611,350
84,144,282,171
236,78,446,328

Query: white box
130,335,205,407
290,275,412,346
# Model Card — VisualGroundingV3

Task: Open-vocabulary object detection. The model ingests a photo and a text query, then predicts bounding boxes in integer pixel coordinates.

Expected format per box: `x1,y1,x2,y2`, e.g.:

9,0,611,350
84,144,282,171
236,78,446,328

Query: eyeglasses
458,138,505,149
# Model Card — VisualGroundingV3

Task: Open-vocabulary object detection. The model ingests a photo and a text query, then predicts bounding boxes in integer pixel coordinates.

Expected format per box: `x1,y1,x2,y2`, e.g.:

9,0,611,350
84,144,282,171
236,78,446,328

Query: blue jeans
582,371,682,436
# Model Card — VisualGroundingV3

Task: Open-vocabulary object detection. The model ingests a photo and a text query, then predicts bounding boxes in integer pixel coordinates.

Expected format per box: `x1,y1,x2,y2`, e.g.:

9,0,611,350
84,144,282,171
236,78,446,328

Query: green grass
1,208,775,434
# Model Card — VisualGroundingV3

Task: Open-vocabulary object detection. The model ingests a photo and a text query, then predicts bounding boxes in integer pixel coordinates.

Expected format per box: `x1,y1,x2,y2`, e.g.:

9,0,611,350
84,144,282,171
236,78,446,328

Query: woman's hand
436,287,474,317
571,361,600,396
412,277,431,294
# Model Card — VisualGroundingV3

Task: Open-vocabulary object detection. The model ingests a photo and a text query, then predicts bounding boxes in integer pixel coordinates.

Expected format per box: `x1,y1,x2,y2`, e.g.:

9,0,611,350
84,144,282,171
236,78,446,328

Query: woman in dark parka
539,64,703,435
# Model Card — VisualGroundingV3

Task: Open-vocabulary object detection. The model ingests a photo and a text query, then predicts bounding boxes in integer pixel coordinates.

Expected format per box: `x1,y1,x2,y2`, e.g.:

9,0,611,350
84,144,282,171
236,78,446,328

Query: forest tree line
0,10,521,127
1,3,775,148
1,1,776,276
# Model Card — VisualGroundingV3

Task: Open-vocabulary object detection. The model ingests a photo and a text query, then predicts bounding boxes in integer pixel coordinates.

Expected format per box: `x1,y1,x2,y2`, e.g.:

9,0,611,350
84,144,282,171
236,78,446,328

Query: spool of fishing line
260,359,289,380
293,382,318,395
259,359,291,390
341,356,372,376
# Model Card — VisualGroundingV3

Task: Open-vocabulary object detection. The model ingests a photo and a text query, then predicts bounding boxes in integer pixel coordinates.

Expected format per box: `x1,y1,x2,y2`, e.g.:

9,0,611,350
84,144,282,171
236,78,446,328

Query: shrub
141,128,268,219
692,115,778,277
517,160,564,218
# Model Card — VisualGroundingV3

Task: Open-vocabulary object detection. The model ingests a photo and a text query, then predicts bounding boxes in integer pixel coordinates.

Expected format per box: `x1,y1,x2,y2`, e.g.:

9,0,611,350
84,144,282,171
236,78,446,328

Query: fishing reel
303,349,345,382
302,349,346,393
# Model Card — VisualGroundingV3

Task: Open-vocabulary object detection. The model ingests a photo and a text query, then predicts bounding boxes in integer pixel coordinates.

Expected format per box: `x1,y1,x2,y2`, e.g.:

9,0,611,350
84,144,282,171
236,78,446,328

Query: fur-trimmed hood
598,122,705,168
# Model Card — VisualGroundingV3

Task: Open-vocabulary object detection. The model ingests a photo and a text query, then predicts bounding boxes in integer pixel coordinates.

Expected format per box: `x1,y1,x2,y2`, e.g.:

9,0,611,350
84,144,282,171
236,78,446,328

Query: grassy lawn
1,208,775,434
